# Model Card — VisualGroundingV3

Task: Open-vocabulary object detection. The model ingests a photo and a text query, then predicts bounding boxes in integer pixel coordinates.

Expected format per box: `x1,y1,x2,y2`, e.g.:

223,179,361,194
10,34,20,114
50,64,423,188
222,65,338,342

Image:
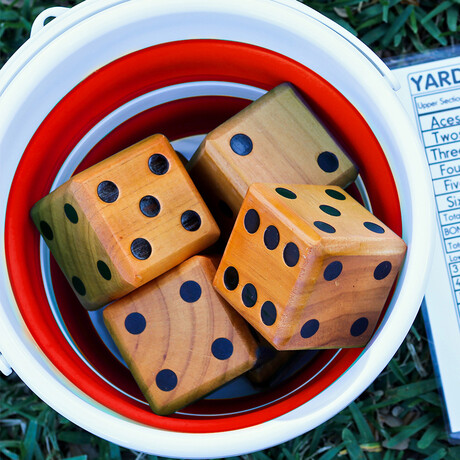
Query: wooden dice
103,255,257,415
31,134,220,310
188,83,358,230
213,184,407,350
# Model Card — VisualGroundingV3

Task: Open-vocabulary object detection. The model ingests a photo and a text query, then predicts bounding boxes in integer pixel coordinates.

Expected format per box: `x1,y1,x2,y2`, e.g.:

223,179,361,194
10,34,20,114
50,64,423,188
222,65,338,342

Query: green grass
1,0,459,459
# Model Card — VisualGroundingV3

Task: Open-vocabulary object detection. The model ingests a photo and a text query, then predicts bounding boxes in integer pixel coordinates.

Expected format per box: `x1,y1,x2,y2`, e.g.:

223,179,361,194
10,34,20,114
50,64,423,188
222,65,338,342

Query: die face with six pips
213,184,407,351
187,83,358,234
103,255,258,415
30,134,220,310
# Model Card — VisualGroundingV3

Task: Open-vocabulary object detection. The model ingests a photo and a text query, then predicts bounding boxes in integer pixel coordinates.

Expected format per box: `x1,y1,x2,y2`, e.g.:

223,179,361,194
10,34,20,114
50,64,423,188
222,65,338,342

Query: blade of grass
348,402,380,459
356,16,383,31
387,378,438,400
318,443,346,460
361,23,388,46
418,392,443,407
421,1,453,24
342,428,366,460
382,0,390,23
388,359,408,385
415,9,448,46
384,413,438,448
0,441,21,449
0,449,19,460
446,6,458,32
418,424,443,449
425,448,448,460
381,5,414,47
307,422,326,456
22,419,39,460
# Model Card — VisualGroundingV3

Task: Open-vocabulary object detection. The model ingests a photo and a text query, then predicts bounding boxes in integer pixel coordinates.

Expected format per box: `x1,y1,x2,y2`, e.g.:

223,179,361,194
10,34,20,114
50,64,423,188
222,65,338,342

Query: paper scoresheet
388,47,460,442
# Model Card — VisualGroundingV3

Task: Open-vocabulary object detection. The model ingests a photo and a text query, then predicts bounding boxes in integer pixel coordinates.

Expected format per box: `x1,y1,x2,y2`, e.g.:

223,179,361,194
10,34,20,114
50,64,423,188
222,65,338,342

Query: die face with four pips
213,184,407,351
30,134,220,310
103,255,258,415
187,82,358,232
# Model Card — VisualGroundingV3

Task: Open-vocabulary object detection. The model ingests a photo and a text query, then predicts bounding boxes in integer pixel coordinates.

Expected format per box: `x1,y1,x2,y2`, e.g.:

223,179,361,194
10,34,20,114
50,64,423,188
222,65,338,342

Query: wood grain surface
213,184,407,350
188,83,358,235
103,255,258,415
30,134,220,310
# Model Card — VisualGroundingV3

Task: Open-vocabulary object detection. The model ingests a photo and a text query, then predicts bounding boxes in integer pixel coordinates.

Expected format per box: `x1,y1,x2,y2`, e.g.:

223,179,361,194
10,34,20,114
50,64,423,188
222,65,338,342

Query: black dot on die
218,200,233,219
264,225,280,250
181,210,201,231
148,153,170,175
301,319,320,339
364,221,385,234
230,133,253,156
319,204,341,217
180,280,202,303
242,283,257,307
244,209,260,234
124,312,146,335
261,301,277,326
64,203,78,224
72,276,86,296
139,195,161,217
323,261,343,281
224,267,239,291
39,221,53,240
97,181,119,203
317,151,339,173
211,338,234,360
374,261,392,280
156,369,178,392
314,221,336,233
275,187,297,199
350,317,369,337
325,189,346,201
97,260,111,280
283,243,300,267
131,238,152,260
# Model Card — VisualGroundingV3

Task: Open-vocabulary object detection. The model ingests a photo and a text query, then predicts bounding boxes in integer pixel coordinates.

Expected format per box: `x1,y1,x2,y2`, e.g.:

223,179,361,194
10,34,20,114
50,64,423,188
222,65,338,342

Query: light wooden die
188,83,358,234
103,255,258,415
213,184,407,350
30,134,220,310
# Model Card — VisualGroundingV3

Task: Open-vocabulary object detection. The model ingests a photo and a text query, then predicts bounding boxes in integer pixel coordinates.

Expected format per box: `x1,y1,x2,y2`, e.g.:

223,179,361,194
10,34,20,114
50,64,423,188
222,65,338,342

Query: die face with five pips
103,255,258,415
213,184,407,351
187,83,358,232
30,134,220,310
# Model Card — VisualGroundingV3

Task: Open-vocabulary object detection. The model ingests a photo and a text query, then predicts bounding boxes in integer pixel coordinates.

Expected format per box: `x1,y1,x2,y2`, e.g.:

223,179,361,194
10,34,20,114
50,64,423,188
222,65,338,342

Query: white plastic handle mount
30,7,70,37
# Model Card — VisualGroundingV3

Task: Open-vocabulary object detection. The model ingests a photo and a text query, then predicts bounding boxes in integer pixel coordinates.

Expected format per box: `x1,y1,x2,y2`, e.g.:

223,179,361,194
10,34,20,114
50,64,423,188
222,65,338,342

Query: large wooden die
103,255,258,415
213,184,407,350
188,83,358,228
31,134,220,310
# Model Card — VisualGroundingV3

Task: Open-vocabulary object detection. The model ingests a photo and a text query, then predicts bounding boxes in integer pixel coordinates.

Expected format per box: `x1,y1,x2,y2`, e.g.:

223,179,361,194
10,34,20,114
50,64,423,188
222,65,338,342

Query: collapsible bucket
0,0,435,457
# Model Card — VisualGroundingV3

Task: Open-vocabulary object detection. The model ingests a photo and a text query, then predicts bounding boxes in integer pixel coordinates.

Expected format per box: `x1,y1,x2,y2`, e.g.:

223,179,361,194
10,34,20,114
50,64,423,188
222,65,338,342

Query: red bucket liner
5,39,401,433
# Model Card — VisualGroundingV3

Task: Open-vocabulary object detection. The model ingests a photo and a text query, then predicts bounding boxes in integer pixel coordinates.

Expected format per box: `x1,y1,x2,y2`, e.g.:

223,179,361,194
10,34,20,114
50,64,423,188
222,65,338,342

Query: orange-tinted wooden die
213,184,407,350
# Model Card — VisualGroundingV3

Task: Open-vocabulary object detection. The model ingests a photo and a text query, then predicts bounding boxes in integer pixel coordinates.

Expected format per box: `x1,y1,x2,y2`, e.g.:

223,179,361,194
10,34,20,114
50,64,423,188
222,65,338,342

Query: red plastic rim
5,39,401,433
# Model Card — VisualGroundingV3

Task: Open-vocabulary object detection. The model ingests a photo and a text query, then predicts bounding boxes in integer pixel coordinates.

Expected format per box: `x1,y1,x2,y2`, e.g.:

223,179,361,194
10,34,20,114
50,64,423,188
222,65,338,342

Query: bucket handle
30,7,70,37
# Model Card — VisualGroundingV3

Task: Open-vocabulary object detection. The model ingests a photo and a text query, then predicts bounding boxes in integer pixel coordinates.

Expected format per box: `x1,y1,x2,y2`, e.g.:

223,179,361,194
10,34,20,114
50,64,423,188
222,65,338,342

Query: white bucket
0,0,435,457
